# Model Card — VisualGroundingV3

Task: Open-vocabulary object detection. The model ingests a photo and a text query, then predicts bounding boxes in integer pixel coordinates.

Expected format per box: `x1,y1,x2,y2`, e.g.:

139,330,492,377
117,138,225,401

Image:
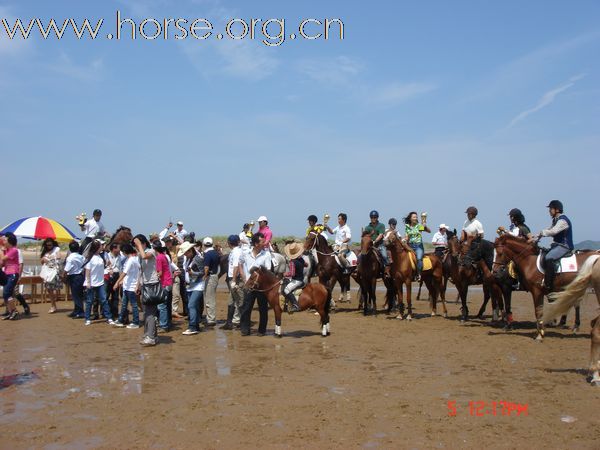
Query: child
113,243,140,329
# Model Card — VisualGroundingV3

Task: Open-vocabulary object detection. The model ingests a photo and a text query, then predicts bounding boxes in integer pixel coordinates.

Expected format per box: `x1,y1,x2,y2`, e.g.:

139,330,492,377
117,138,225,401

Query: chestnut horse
447,230,503,323
245,266,331,337
541,255,600,384
107,226,134,246
356,233,381,315
304,231,352,306
493,233,598,341
384,231,446,319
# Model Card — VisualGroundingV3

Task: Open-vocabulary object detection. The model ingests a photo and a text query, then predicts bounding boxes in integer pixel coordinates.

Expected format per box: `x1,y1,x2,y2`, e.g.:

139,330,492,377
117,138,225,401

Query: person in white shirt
79,209,107,255
324,213,352,267
432,224,450,257
104,243,124,320
462,206,484,240
83,240,115,326
239,223,252,252
64,241,86,318
221,235,245,330
239,232,271,336
113,243,141,328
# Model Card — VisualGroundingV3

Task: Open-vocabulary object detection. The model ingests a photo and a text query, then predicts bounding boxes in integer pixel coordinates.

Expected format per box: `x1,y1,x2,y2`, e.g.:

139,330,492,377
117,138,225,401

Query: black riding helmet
508,208,522,217
546,200,564,212
369,210,379,218
388,218,397,226
93,209,102,216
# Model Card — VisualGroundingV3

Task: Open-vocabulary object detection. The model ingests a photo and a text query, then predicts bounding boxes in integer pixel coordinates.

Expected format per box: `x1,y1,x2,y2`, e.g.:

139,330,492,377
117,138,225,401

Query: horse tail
543,255,600,323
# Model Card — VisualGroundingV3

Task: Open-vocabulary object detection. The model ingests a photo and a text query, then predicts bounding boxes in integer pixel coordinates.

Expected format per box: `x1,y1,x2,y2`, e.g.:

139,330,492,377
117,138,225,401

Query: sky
1,0,599,242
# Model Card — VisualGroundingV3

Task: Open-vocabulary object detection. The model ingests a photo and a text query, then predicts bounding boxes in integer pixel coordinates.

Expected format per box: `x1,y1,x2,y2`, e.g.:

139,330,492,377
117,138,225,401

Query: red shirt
156,253,173,287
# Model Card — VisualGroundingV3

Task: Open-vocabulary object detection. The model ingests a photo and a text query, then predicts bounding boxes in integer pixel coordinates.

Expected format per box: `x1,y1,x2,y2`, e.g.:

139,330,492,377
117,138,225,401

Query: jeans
143,303,158,340
240,290,269,334
120,290,140,325
85,285,112,321
158,285,173,329
68,273,85,315
187,290,204,331
105,273,120,320
410,243,425,273
377,244,389,265
3,274,18,301
204,274,219,324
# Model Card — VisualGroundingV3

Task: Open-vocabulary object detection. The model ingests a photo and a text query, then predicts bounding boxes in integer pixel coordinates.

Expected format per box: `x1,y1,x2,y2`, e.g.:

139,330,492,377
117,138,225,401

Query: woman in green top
404,211,431,280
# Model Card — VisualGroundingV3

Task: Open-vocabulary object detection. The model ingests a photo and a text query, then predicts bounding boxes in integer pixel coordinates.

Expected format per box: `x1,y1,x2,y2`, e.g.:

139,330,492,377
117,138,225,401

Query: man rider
462,206,486,267
324,213,352,268
79,209,106,255
532,200,574,292
364,210,387,266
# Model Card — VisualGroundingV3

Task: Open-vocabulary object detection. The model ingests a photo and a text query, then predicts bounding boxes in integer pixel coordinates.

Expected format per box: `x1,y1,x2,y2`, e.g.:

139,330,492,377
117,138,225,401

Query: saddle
408,252,432,271
334,250,357,272
536,250,578,274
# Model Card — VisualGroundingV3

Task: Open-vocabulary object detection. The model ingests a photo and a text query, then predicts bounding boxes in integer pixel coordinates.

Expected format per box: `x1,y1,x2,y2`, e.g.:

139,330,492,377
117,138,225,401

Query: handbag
141,282,167,306
40,265,58,283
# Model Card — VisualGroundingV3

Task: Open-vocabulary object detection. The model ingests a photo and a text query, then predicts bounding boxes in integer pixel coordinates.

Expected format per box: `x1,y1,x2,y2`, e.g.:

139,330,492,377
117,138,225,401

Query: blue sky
1,0,599,242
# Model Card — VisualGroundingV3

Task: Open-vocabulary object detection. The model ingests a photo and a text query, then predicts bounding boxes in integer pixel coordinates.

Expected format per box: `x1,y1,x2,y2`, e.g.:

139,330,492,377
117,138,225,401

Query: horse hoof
534,335,544,342
395,314,403,320
406,315,412,321
572,327,579,333
443,313,448,318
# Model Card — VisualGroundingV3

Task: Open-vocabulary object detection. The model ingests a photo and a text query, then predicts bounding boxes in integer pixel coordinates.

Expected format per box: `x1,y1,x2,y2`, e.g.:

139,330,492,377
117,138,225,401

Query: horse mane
361,230,371,237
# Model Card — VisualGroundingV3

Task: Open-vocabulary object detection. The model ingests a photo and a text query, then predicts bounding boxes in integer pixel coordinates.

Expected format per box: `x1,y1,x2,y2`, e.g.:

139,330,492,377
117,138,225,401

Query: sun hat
284,242,304,260
177,241,195,257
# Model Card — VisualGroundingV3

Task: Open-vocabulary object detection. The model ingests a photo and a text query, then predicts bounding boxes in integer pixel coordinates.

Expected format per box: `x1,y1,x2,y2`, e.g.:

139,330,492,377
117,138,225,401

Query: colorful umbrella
0,216,79,243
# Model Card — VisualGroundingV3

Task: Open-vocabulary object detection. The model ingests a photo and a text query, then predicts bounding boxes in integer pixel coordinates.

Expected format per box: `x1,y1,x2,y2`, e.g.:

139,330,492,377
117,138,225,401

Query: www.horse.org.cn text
0,12,345,47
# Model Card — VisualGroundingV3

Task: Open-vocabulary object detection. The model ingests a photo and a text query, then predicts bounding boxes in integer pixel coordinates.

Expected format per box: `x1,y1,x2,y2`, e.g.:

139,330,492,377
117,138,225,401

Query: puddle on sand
0,372,39,390
215,330,232,376
44,436,104,450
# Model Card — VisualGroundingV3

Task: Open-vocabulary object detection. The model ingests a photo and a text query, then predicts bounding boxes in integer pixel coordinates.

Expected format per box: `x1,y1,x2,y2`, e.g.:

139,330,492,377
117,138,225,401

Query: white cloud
369,81,437,106
506,74,585,128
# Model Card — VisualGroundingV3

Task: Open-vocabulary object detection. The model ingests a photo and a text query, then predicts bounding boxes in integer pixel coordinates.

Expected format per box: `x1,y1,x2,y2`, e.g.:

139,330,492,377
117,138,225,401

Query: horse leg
503,284,514,331
416,280,423,300
477,290,489,319
273,297,283,338
458,283,469,322
590,316,600,385
533,290,545,341
573,306,581,333
405,280,413,321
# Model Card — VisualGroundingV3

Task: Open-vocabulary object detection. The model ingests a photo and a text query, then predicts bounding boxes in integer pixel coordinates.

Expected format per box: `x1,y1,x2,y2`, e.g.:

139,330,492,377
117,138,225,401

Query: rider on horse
532,200,574,292
462,206,488,268
324,213,352,268
364,210,387,267
507,208,531,237
282,242,307,313
404,211,431,282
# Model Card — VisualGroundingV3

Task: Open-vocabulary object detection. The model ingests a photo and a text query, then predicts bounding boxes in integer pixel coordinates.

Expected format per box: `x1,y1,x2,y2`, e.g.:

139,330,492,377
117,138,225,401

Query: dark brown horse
245,266,331,337
447,230,503,323
384,232,446,319
107,226,134,246
356,233,382,315
304,231,352,306
493,233,598,341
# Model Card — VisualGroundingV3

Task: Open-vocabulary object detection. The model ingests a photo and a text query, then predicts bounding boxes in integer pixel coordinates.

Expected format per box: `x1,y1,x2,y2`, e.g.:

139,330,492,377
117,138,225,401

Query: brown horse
541,255,600,384
304,232,352,306
107,226,134,246
384,231,447,319
356,233,381,315
245,266,331,337
493,233,598,341
447,230,503,323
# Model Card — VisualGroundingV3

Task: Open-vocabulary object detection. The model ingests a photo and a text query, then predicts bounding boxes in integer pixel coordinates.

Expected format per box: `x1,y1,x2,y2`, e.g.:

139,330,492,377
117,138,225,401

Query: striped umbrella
0,216,79,243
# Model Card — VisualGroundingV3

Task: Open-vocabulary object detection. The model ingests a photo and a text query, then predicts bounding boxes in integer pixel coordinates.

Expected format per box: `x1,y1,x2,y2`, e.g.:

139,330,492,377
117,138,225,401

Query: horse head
446,229,460,258
360,231,373,256
110,226,134,246
245,267,264,291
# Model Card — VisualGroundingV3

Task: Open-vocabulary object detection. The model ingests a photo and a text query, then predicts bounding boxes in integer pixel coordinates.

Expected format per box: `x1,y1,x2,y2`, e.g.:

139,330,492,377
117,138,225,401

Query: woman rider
404,212,430,281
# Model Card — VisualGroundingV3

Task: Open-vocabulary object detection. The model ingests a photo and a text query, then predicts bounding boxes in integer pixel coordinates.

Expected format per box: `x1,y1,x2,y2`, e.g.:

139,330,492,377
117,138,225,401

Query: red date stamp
447,401,528,417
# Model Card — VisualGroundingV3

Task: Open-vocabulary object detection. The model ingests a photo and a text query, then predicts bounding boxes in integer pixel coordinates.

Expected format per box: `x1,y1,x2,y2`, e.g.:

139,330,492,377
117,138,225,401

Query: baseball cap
202,237,213,246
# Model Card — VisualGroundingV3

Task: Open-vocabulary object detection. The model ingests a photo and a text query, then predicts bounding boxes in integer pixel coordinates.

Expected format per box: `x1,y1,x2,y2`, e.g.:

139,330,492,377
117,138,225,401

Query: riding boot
285,293,300,313
220,305,235,330
15,293,30,315
544,262,556,292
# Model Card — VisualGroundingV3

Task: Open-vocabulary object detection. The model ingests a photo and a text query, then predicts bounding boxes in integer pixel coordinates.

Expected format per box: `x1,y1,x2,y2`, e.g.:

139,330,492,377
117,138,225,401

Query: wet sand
1,284,599,449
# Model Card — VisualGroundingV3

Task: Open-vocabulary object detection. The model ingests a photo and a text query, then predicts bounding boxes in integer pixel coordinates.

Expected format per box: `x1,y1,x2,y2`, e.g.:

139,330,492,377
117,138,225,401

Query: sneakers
112,321,125,328
107,319,117,325
140,336,156,346
48,307,57,314
8,311,19,320
126,323,140,329
182,329,199,335
220,323,234,330
84,320,92,326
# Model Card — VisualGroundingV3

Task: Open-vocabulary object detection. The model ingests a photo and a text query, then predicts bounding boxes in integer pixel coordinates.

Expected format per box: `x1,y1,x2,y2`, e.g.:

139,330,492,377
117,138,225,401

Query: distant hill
574,240,600,250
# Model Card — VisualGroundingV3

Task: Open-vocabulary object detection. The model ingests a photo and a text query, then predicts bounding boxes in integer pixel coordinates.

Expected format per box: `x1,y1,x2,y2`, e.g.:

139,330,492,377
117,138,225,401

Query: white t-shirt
242,249,272,279
239,232,250,250
82,218,105,239
122,257,141,292
85,254,105,287
64,252,85,275
332,224,351,246
174,228,188,242
462,219,484,237
228,246,243,278
432,231,448,247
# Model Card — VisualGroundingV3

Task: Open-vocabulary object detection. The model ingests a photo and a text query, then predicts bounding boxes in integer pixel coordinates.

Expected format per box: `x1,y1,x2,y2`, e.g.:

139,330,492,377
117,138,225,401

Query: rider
255,216,273,251
532,200,574,292
324,213,352,268
282,242,306,313
431,224,450,258
462,206,485,267
78,209,107,255
507,208,531,238
239,223,251,252
404,212,431,281
364,210,387,266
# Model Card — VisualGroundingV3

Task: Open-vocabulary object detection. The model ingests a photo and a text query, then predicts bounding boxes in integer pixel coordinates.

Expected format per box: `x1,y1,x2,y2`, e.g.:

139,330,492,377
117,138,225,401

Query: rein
308,232,336,256
249,270,282,293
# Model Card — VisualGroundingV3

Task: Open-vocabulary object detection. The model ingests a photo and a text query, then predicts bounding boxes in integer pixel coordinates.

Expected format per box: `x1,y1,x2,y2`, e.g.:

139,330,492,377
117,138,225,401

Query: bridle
307,231,336,256
247,269,282,293
494,237,535,269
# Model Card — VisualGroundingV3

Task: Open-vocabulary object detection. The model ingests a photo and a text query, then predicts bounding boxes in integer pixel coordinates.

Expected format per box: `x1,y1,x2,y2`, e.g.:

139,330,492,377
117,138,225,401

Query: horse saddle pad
536,253,578,274
409,252,432,271
334,251,358,268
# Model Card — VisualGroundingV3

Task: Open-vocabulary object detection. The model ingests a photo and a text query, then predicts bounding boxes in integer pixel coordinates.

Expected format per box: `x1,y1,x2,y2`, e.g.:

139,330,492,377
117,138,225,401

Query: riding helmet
508,208,522,217
307,215,318,223
465,206,478,216
546,200,564,212
93,209,102,216
369,210,379,218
